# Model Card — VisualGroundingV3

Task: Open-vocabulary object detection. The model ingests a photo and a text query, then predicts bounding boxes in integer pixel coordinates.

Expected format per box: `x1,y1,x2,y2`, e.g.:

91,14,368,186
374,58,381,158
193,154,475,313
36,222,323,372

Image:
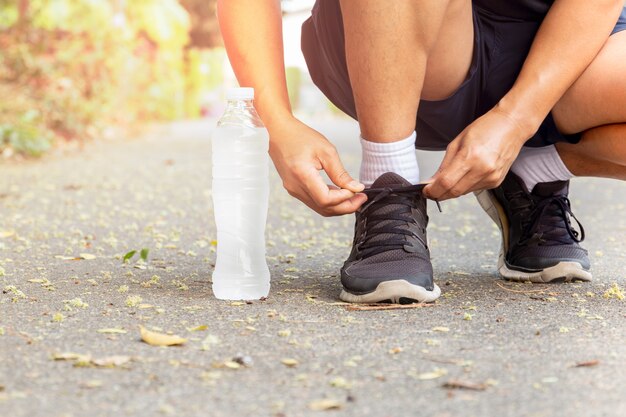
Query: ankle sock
511,145,574,192
359,131,419,187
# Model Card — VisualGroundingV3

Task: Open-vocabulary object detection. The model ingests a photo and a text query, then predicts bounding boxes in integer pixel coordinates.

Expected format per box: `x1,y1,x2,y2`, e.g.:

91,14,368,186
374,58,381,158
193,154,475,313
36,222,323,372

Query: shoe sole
474,190,592,283
339,280,441,304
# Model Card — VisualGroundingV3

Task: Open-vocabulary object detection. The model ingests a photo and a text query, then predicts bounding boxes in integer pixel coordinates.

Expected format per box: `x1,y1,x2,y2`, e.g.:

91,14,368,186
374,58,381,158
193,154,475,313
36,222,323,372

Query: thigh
422,0,474,101
301,0,473,115
553,30,626,134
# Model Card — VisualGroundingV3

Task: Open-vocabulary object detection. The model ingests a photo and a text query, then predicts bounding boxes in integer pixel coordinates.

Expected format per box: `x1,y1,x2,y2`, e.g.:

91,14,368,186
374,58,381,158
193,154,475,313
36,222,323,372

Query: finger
436,169,485,200
295,187,367,217
323,193,368,216
319,147,364,192
424,157,469,200
301,167,356,207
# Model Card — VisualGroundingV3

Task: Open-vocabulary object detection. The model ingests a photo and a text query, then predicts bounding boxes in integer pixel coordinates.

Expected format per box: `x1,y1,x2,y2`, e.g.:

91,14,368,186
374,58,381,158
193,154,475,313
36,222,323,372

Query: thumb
321,149,364,192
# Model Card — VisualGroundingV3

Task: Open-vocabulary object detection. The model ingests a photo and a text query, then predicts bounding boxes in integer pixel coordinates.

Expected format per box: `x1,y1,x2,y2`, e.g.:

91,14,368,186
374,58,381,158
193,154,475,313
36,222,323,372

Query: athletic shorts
301,1,626,150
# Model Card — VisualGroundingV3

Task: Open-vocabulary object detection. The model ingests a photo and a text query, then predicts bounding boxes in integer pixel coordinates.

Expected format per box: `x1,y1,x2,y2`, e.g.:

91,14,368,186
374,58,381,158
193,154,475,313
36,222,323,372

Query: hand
423,107,529,201
268,117,367,216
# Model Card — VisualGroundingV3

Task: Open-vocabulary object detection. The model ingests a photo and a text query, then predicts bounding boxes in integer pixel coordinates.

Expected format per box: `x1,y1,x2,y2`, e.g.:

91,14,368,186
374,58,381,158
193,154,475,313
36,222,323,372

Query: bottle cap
225,87,254,101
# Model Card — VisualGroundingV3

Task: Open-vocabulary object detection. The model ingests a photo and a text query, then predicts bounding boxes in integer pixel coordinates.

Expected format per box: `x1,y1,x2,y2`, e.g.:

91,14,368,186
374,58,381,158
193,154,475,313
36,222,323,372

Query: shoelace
354,184,436,259
519,194,585,246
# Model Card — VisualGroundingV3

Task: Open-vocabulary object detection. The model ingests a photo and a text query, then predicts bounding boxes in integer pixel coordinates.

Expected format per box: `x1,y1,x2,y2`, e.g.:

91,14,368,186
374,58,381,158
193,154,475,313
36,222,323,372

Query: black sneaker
475,171,591,283
340,172,441,303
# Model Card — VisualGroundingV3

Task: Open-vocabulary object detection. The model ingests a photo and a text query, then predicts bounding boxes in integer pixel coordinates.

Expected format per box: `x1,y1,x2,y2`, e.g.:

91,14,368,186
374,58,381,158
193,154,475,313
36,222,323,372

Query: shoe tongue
370,172,412,189
531,180,569,198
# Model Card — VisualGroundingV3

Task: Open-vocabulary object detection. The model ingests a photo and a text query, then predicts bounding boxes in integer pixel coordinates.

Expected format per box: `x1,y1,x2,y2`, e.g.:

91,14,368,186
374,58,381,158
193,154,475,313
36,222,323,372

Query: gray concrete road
1,119,625,417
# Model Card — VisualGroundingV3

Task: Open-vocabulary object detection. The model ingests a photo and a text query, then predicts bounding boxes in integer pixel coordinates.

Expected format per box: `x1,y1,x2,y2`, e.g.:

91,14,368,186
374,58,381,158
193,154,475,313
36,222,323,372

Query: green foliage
0,0,192,156
0,110,50,157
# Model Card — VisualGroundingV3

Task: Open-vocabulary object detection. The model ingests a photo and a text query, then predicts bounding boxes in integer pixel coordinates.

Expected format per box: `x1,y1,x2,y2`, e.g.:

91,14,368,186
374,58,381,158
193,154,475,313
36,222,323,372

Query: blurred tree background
0,0,227,157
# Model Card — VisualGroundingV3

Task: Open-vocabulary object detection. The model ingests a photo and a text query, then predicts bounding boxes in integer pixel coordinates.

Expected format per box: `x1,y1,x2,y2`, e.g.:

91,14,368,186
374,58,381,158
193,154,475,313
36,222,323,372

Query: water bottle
211,87,271,300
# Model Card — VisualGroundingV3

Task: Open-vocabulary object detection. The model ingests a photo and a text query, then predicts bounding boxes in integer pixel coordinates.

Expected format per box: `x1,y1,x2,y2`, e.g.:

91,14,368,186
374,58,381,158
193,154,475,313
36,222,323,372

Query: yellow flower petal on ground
281,358,298,367
97,328,127,334
308,399,343,411
139,325,187,346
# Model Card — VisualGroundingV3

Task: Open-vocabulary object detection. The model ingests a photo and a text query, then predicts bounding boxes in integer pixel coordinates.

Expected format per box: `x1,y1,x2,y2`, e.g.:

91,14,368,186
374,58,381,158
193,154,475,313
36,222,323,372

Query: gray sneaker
475,171,591,283
340,172,441,304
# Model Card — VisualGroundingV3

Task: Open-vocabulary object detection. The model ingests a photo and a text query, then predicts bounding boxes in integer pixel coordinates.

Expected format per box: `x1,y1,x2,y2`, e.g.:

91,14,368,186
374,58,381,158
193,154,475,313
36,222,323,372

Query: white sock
359,131,419,187
511,145,574,192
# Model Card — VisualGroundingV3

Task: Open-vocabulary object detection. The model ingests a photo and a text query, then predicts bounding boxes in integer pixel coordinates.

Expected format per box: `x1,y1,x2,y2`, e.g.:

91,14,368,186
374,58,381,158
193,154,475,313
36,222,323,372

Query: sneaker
339,172,441,303
475,171,591,283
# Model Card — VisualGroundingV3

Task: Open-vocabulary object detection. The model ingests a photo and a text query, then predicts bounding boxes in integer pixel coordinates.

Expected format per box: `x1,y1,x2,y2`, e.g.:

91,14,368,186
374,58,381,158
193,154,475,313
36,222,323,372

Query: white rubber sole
339,279,441,304
474,190,592,283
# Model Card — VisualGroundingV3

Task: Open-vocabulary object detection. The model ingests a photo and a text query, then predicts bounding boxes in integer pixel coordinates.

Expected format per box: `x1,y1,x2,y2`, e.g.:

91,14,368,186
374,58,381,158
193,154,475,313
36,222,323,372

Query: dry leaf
139,325,187,347
414,368,448,380
91,355,131,367
574,360,600,368
55,255,79,260
442,379,488,391
329,377,351,389
97,328,127,334
308,399,343,411
187,325,208,332
80,380,103,389
281,358,298,368
52,352,87,361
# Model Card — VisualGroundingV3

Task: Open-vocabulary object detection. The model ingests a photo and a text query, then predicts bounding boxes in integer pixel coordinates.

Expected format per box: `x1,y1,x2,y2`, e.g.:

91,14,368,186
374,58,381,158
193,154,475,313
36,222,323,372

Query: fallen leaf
442,379,488,391
139,326,187,347
55,255,79,260
186,325,208,332
52,352,91,362
329,377,351,389
574,360,600,368
308,399,343,411
123,250,137,263
97,328,127,334
603,283,625,300
414,368,448,380
223,361,241,369
91,355,131,368
278,329,292,337
281,358,299,368
80,380,103,389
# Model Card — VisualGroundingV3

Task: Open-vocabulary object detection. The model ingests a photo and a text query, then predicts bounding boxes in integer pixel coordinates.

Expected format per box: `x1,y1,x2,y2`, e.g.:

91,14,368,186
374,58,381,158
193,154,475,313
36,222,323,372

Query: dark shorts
301,1,626,150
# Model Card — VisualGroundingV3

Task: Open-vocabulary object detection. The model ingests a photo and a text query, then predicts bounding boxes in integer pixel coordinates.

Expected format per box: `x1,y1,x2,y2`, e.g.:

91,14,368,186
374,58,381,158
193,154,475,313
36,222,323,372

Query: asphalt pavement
1,118,625,417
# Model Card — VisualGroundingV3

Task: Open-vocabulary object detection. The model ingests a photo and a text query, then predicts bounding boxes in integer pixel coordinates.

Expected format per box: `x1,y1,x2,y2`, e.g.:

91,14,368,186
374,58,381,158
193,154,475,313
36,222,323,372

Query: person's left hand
423,107,531,201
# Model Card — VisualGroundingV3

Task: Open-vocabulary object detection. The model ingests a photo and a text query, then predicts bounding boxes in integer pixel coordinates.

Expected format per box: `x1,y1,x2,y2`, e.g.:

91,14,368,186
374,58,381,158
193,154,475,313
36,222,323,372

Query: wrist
493,97,543,146
264,112,301,140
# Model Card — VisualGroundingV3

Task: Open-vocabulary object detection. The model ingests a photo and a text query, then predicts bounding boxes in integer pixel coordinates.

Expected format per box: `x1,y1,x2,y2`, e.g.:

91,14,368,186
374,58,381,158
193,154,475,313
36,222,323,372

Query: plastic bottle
211,87,270,300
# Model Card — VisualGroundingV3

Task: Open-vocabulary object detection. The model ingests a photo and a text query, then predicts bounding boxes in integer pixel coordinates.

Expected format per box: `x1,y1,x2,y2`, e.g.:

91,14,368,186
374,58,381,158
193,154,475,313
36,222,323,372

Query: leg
552,30,626,175
557,125,626,179
333,0,473,304
338,0,473,142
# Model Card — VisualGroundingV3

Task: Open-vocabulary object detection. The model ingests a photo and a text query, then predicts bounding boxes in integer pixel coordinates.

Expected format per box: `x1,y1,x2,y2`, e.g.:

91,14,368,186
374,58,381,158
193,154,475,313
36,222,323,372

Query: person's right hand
268,117,367,217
